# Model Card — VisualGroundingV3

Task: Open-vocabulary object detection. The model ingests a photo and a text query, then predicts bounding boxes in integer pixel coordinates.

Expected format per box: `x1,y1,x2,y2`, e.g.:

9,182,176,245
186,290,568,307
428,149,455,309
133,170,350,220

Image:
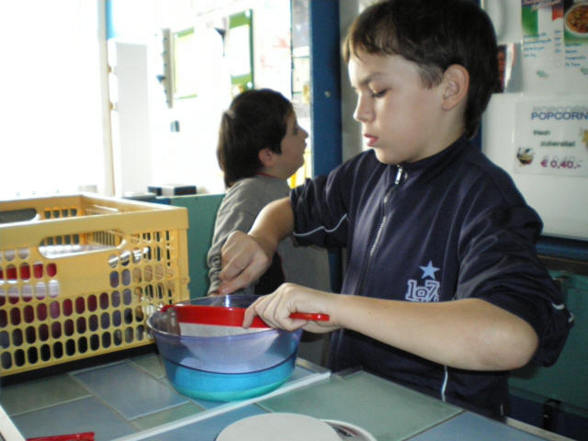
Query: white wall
112,43,153,195
338,0,379,162
109,0,293,196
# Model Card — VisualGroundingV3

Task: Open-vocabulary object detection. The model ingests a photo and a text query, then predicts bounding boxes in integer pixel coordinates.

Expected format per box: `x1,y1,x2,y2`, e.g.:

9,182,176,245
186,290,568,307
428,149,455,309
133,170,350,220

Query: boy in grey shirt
207,89,329,295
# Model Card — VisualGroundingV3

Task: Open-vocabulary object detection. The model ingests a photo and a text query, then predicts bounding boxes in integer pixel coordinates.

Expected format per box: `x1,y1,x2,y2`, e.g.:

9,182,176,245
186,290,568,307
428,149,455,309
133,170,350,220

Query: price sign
514,101,588,177
540,155,583,170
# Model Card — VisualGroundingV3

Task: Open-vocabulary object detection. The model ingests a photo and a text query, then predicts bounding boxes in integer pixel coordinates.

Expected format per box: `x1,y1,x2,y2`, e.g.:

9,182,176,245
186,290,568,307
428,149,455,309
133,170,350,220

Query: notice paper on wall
520,0,564,93
514,100,588,177
563,0,588,82
520,0,588,93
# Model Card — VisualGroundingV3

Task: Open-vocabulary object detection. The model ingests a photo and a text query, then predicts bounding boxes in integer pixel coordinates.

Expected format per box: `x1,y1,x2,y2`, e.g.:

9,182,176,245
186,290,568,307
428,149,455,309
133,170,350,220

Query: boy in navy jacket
217,0,572,418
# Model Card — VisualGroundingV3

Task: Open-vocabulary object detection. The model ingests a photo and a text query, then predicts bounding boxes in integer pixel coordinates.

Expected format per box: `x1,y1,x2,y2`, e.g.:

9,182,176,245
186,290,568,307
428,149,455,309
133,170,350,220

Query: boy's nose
353,97,373,123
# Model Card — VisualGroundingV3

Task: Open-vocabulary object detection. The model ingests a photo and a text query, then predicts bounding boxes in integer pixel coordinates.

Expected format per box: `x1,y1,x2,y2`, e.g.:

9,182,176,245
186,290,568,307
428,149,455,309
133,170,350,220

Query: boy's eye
370,89,387,98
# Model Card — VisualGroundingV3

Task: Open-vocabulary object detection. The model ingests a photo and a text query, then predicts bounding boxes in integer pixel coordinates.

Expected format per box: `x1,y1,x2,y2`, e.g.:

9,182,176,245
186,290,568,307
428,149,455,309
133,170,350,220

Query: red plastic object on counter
27,433,95,441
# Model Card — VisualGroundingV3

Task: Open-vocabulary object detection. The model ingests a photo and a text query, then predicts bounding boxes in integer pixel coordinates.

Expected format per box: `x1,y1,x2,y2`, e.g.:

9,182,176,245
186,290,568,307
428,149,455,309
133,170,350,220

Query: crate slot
0,208,38,224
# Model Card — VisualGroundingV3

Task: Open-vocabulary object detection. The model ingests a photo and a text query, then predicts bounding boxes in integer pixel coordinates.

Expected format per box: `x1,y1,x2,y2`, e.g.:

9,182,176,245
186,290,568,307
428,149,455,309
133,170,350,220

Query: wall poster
520,0,588,92
515,100,588,176
227,10,254,96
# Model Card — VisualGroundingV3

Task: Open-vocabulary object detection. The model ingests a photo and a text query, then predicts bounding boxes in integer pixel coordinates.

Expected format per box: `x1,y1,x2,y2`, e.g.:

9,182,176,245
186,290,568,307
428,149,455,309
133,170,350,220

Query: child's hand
243,283,339,333
218,231,272,294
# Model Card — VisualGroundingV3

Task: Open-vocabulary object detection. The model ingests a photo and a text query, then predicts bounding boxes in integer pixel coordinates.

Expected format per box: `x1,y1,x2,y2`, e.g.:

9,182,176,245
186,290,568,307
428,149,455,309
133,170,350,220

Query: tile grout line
402,410,465,440
3,394,95,419
3,371,96,418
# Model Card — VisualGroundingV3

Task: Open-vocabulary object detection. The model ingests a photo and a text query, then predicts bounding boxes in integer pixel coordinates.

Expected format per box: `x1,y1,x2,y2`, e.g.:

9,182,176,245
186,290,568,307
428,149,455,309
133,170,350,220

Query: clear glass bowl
147,293,302,401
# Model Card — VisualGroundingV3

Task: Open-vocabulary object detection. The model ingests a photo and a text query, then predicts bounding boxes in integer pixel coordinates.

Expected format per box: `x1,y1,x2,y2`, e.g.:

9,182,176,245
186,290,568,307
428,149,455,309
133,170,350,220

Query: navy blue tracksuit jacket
291,137,572,418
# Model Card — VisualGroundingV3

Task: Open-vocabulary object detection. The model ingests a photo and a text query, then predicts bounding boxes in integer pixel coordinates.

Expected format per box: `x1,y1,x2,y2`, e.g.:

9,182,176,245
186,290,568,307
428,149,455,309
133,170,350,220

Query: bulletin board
173,27,199,100
227,10,254,95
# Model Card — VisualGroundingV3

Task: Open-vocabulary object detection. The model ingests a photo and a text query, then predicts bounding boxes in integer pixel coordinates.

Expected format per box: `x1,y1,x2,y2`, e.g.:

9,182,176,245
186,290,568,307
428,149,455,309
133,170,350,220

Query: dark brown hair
217,89,293,187
343,0,499,139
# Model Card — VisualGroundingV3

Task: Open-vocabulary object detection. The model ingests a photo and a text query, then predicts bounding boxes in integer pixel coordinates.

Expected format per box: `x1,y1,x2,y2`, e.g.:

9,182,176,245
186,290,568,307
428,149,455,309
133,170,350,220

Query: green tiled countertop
258,371,461,441
1,351,570,441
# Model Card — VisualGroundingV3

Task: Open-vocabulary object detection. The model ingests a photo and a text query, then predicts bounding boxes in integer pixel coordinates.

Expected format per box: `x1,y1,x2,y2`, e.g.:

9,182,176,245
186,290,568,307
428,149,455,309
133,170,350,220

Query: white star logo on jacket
405,260,441,302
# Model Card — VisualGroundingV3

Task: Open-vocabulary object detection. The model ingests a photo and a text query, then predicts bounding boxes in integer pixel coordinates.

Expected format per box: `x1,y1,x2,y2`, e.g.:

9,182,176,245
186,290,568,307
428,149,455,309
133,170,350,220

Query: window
0,1,106,199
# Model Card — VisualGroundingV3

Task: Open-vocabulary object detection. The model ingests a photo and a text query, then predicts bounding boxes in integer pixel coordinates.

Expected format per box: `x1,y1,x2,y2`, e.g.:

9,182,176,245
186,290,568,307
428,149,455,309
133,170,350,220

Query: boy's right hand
217,231,273,294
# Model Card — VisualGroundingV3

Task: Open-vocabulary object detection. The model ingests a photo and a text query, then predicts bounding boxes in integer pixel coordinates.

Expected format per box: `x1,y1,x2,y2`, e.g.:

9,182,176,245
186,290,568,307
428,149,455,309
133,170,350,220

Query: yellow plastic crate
0,194,190,376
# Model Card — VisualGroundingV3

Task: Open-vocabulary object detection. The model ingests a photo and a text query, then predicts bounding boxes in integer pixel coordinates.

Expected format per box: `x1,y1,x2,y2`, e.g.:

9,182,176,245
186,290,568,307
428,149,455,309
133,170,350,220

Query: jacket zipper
356,166,405,295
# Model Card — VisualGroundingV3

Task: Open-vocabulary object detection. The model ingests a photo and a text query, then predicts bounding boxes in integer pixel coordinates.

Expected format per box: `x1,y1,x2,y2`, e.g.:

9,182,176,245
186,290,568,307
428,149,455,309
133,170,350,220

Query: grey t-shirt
207,174,330,294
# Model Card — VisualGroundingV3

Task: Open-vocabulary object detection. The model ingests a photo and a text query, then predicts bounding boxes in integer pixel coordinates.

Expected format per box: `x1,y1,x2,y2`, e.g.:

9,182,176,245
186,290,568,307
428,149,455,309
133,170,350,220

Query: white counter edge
0,404,26,441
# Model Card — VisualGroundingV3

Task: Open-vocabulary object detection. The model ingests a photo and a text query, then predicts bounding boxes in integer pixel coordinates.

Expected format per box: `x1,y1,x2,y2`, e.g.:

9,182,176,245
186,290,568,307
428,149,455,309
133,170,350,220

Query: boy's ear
258,148,276,168
441,64,469,110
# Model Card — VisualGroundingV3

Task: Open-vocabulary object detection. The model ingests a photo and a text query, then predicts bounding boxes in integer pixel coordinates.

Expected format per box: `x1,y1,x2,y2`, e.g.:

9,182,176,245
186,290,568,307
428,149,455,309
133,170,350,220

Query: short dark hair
342,0,499,139
217,89,293,187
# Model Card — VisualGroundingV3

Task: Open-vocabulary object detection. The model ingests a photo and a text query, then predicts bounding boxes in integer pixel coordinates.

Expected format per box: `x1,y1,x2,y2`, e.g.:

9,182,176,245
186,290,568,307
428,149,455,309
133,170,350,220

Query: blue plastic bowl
161,352,297,401
147,294,302,401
